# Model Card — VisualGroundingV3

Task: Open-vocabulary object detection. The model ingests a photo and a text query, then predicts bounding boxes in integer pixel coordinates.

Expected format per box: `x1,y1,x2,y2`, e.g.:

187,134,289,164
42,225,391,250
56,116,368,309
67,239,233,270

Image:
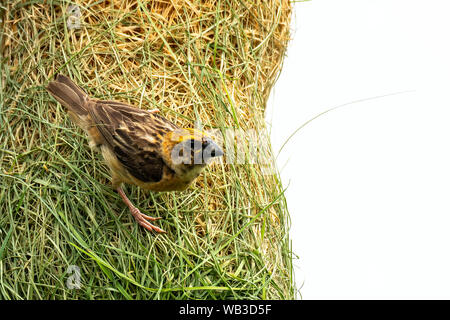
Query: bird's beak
210,141,224,158
204,140,224,159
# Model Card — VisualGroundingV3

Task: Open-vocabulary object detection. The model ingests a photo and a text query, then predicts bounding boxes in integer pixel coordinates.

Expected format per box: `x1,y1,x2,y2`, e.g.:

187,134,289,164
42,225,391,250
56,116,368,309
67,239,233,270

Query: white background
266,0,450,299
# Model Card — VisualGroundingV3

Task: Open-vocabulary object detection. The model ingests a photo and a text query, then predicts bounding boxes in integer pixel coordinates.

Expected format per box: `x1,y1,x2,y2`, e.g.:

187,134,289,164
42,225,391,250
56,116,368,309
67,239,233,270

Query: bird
46,74,223,233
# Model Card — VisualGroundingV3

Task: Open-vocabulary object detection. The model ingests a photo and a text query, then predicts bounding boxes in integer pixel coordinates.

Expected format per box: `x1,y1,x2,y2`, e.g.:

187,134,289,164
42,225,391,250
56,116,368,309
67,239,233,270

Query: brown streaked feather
47,75,104,147
54,74,88,98
46,74,89,117
89,101,178,184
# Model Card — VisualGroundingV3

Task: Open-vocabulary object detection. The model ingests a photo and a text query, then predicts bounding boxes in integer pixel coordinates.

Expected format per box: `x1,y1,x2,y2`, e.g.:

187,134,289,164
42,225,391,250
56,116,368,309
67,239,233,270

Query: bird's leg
116,187,165,233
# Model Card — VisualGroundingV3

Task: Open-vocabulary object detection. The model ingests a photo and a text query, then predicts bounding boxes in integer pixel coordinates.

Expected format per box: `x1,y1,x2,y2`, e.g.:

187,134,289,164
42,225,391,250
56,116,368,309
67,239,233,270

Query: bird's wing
89,100,177,183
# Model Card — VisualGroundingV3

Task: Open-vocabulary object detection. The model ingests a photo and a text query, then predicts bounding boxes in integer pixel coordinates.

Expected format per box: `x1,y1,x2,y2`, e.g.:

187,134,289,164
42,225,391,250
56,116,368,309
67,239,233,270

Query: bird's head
161,128,223,180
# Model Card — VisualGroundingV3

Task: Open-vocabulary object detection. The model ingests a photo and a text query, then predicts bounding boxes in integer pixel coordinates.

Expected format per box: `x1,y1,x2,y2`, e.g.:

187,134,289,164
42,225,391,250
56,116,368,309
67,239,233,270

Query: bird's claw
141,213,163,221
130,208,166,233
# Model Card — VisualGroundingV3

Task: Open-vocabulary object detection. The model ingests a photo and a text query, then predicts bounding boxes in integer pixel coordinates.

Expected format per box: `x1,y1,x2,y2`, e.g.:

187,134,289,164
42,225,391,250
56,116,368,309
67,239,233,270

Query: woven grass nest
0,0,293,299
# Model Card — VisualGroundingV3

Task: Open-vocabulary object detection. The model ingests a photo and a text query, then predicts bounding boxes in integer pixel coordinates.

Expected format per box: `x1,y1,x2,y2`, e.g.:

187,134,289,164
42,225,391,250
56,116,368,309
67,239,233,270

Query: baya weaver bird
46,74,223,233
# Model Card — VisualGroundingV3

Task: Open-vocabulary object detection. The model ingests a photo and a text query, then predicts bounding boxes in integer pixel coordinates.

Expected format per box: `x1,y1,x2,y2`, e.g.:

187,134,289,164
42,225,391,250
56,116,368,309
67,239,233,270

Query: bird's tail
46,74,90,118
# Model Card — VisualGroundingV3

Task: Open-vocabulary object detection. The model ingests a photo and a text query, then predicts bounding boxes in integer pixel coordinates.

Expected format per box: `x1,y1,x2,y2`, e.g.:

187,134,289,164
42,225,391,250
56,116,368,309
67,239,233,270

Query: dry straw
0,0,294,299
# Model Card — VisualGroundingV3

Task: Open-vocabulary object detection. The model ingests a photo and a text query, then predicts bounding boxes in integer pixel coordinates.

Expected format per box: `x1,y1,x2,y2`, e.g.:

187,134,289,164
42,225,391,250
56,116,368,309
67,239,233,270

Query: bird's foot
117,186,165,233
130,207,166,233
